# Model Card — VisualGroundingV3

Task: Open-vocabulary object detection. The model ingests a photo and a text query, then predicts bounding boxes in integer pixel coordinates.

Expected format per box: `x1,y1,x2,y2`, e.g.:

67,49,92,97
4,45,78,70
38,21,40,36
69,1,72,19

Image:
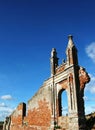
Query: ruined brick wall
10,103,26,130
26,84,52,127
10,84,53,130
4,36,90,130
11,103,26,125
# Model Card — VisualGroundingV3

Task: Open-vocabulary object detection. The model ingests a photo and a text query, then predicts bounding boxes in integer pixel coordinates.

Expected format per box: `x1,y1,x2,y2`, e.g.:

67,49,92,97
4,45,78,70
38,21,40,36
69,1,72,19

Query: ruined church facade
3,35,90,130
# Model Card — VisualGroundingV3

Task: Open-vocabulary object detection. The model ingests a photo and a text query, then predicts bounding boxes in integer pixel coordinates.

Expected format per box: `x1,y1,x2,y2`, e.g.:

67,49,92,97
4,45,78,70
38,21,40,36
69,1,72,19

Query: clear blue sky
0,0,95,121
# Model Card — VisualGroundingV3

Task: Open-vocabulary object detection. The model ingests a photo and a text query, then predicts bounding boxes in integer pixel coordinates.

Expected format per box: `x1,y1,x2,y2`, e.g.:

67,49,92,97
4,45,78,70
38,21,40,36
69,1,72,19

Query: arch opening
58,89,68,116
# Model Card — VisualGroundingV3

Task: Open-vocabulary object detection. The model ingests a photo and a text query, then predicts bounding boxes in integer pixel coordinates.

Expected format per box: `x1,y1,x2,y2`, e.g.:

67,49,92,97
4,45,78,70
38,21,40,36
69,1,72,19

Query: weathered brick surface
10,89,52,130
11,115,22,125
10,125,49,130
11,103,26,125
56,64,65,74
26,99,51,126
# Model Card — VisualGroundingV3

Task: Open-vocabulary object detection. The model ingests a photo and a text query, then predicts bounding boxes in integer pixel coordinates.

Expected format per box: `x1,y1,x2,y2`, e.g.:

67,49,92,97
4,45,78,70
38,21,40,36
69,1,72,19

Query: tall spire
50,48,59,76
67,35,74,48
51,48,57,58
66,35,78,65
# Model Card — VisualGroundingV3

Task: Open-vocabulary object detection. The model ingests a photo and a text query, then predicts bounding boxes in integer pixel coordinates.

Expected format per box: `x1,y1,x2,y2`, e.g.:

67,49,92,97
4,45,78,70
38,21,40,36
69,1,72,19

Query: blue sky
0,0,95,120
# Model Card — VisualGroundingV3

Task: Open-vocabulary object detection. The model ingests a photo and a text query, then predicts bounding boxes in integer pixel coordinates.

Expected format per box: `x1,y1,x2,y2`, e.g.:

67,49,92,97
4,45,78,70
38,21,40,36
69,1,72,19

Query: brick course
26,99,51,126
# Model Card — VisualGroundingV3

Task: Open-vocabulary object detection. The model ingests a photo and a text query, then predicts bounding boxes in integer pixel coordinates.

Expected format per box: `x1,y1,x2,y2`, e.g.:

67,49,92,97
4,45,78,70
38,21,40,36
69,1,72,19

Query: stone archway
56,83,69,130
57,79,68,117
58,89,68,116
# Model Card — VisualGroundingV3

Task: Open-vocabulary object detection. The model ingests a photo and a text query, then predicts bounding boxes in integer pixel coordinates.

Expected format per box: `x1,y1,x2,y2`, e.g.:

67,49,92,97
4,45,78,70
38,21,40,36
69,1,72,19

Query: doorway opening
58,89,68,116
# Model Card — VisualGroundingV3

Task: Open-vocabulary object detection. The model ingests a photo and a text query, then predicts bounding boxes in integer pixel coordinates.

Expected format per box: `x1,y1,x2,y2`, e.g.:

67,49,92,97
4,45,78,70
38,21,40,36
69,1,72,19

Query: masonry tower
50,35,90,129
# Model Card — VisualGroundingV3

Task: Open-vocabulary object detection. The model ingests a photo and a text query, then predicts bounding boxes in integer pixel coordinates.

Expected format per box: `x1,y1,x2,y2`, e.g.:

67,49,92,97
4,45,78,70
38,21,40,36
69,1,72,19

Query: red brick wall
10,99,51,130
26,99,51,126
11,103,26,125
11,115,22,125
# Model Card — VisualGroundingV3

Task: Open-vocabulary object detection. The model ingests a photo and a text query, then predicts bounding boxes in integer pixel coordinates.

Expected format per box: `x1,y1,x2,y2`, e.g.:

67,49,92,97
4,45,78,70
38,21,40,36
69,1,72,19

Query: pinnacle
67,35,74,47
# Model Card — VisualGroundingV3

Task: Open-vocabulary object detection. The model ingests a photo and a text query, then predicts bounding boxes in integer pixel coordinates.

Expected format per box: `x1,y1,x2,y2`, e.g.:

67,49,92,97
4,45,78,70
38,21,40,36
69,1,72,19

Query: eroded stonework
3,35,90,130
79,67,90,90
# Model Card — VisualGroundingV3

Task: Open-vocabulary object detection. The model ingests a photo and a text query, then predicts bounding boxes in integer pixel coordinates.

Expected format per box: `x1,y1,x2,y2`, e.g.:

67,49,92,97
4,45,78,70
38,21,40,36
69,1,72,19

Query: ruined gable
3,35,90,130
